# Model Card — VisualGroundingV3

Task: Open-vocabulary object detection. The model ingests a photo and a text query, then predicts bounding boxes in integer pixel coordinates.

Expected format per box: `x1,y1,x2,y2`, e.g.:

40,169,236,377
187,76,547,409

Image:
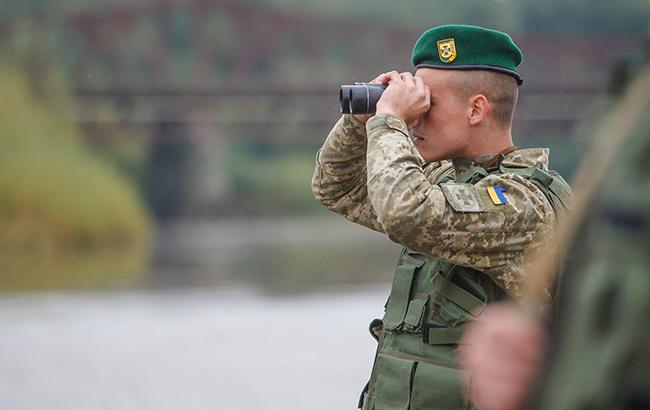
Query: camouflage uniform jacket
312,113,557,297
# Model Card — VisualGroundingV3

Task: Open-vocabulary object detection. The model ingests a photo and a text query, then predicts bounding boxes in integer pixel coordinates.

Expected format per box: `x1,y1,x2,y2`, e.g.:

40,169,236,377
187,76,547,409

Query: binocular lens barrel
339,83,388,115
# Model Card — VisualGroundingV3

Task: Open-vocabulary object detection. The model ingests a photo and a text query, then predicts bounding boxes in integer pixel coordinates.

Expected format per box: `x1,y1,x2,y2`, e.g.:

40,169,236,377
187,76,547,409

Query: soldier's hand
352,71,397,125
459,303,547,410
375,71,430,128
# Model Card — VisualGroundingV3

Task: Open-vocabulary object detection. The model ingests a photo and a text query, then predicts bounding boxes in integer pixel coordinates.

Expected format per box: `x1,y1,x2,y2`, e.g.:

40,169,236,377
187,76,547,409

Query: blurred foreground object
462,61,650,409
532,59,650,410
460,303,546,410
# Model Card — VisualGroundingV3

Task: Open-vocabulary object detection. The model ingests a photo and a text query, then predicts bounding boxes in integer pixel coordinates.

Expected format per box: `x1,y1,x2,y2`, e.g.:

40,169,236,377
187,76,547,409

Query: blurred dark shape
147,120,193,220
608,37,650,97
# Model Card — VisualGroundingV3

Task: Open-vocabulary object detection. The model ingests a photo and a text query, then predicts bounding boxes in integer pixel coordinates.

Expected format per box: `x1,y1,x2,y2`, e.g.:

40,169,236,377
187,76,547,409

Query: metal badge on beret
437,38,457,63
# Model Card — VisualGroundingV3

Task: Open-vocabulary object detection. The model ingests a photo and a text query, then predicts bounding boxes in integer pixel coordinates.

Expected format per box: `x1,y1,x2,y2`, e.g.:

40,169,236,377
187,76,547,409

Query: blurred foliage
0,65,151,290
90,130,152,199
1,247,149,292
228,143,322,215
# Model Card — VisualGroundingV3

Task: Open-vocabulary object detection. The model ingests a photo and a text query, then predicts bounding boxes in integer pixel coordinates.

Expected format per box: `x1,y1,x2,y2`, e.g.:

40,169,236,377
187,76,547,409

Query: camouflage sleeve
311,115,385,232
365,113,556,291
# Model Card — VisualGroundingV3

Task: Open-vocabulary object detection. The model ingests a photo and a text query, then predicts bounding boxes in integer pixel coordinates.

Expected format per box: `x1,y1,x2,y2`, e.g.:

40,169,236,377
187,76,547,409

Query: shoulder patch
440,183,485,212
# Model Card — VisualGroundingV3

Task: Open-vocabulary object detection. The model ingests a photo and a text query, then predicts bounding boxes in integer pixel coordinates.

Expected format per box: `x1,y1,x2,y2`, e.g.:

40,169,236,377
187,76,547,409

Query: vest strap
455,166,489,184
548,176,573,211
499,163,535,178
432,273,486,316
384,264,418,331
404,295,429,331
531,166,554,188
423,324,465,345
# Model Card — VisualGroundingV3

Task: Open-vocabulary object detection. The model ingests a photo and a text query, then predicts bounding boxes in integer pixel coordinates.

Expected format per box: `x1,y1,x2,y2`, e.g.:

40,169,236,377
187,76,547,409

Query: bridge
5,0,640,141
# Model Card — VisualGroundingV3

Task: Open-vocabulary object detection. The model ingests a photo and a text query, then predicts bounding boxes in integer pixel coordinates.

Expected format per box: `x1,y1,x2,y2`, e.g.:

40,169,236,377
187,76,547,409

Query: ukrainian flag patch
487,186,508,205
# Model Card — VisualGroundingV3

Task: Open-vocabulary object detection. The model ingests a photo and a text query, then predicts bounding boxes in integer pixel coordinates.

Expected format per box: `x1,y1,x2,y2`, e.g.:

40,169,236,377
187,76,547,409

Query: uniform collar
452,147,550,176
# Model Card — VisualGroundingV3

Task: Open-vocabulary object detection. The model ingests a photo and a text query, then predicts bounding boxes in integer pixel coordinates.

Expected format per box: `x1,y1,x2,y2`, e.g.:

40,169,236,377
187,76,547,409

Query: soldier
311,25,571,409
460,62,650,410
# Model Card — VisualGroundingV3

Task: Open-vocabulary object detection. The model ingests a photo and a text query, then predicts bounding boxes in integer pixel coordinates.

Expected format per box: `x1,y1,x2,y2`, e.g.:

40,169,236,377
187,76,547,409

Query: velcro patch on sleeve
440,183,485,212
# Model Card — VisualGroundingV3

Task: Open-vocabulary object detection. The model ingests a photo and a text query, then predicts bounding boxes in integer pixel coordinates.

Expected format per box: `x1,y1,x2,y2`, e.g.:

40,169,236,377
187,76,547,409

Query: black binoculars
339,83,388,115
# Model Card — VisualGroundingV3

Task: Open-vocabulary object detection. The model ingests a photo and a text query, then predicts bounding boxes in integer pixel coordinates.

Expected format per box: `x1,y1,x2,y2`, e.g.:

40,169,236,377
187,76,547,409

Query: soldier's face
411,69,472,162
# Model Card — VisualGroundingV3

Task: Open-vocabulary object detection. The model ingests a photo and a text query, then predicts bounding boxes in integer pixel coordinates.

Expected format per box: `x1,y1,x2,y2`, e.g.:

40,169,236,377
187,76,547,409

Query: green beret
411,25,524,85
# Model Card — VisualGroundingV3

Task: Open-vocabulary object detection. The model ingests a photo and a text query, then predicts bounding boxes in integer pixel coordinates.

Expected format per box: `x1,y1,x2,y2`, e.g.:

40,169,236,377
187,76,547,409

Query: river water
0,285,389,410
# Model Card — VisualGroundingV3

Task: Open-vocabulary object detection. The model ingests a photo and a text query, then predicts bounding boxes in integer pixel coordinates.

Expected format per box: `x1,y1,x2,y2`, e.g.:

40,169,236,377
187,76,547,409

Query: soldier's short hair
446,70,519,129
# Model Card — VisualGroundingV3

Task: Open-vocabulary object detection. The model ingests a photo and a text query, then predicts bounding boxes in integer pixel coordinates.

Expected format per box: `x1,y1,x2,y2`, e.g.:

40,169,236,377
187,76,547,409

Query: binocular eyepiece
339,83,388,115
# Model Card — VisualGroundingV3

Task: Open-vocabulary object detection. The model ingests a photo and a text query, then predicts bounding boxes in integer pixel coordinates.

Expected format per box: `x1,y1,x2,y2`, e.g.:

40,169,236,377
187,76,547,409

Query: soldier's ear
468,94,489,125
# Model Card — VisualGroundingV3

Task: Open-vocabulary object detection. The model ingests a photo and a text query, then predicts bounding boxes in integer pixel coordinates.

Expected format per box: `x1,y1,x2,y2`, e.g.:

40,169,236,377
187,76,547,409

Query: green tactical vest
359,159,572,410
